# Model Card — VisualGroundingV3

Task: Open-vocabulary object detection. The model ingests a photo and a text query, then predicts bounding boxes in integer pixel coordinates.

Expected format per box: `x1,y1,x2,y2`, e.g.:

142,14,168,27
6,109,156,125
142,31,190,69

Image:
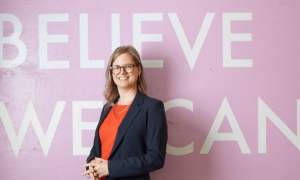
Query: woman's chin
117,84,131,89
117,84,137,90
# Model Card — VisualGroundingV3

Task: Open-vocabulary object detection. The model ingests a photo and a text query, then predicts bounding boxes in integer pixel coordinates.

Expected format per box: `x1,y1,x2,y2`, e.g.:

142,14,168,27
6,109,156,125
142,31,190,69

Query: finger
95,163,104,171
94,157,103,162
96,157,108,162
83,163,92,167
90,166,95,173
91,174,96,180
84,162,97,167
93,165,99,171
82,170,92,176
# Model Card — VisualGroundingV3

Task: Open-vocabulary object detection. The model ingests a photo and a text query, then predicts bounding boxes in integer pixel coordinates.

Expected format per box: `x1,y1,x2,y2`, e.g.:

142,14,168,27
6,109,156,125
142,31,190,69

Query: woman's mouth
118,77,129,80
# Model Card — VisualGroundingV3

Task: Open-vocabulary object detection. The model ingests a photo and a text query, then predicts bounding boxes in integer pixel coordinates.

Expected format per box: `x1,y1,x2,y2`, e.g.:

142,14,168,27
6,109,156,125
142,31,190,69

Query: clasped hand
82,157,109,180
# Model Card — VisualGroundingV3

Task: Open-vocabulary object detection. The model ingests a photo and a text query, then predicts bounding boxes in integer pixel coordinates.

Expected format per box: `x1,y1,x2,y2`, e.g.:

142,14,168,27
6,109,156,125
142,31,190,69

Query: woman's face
112,53,141,91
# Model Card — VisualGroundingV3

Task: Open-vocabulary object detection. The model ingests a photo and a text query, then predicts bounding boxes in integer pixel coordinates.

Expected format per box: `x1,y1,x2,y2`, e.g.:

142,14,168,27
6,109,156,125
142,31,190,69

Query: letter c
164,99,194,155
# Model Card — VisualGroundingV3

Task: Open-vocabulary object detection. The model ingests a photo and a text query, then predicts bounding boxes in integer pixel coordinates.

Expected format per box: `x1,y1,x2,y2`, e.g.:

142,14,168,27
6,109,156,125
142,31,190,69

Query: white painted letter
164,99,194,155
72,101,102,155
79,14,104,68
200,97,251,154
39,14,69,69
168,13,214,71
258,97,300,153
0,14,27,68
222,13,252,67
133,13,163,68
111,14,120,52
0,101,66,156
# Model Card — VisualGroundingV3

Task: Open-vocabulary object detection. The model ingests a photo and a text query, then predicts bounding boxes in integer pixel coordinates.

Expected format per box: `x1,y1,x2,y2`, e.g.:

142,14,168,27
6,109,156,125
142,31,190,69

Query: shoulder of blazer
143,95,163,105
135,90,164,107
137,92,164,114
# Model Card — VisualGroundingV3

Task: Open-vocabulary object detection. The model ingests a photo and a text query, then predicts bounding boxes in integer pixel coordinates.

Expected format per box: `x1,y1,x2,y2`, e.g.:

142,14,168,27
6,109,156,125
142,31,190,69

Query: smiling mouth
118,77,129,80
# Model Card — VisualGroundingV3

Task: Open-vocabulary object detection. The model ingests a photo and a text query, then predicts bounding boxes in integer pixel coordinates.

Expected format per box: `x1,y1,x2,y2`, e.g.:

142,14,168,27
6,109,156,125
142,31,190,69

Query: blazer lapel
98,106,113,129
98,96,121,128
109,90,144,158
96,97,119,157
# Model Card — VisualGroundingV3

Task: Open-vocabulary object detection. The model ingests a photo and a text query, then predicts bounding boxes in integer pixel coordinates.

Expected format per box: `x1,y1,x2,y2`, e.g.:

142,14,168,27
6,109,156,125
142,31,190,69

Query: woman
82,45,168,180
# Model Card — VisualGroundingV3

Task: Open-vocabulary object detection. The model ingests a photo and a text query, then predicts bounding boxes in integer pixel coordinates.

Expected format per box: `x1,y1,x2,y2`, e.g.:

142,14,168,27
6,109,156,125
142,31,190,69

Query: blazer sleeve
85,127,97,171
86,106,105,169
108,100,168,178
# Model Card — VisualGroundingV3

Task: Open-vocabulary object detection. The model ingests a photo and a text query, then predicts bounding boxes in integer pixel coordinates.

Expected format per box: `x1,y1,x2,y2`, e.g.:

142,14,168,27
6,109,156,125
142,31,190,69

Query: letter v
168,13,214,70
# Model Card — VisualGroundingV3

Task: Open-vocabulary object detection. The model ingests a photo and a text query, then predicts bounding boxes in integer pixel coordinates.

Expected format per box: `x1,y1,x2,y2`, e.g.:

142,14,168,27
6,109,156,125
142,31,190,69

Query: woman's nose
120,67,127,74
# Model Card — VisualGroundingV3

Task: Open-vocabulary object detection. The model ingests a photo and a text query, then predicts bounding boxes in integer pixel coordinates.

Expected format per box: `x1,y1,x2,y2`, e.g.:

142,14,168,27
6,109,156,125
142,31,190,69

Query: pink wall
1,0,300,179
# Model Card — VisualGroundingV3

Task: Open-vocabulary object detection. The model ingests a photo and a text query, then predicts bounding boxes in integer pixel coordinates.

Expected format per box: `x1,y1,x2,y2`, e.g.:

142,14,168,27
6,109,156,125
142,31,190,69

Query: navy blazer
86,90,168,180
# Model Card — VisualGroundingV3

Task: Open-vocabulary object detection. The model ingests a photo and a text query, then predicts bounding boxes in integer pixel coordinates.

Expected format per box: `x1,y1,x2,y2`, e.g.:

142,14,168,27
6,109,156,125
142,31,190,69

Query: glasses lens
125,65,134,73
112,66,120,74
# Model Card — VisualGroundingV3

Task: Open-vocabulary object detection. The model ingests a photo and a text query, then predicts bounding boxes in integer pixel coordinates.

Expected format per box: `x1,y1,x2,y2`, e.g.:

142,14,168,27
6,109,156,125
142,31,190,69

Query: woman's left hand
83,157,109,178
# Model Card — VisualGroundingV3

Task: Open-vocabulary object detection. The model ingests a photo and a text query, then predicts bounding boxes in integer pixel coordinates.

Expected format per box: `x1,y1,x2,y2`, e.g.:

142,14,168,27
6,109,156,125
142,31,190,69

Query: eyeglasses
110,64,138,75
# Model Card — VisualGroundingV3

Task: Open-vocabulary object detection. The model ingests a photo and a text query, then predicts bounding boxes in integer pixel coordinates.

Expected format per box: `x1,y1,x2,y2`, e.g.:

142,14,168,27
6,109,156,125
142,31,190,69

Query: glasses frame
110,64,138,75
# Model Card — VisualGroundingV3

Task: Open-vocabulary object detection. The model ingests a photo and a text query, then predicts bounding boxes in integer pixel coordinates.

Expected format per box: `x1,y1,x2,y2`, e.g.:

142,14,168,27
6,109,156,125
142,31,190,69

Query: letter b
0,14,27,68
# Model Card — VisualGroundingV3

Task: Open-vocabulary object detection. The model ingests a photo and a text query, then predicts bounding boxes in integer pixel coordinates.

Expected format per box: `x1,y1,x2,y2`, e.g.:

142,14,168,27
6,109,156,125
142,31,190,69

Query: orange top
99,103,131,180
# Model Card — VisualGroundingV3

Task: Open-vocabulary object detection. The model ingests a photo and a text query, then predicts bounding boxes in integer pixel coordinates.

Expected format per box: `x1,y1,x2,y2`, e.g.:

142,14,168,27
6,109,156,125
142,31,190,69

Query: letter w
0,101,65,157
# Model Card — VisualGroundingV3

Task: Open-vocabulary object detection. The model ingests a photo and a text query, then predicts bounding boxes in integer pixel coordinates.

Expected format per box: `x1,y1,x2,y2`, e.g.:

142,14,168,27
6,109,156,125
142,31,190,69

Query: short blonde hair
103,45,147,109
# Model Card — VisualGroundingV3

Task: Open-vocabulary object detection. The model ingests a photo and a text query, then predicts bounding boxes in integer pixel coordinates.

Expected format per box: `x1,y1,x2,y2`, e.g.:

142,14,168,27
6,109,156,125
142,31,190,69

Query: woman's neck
117,87,138,105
